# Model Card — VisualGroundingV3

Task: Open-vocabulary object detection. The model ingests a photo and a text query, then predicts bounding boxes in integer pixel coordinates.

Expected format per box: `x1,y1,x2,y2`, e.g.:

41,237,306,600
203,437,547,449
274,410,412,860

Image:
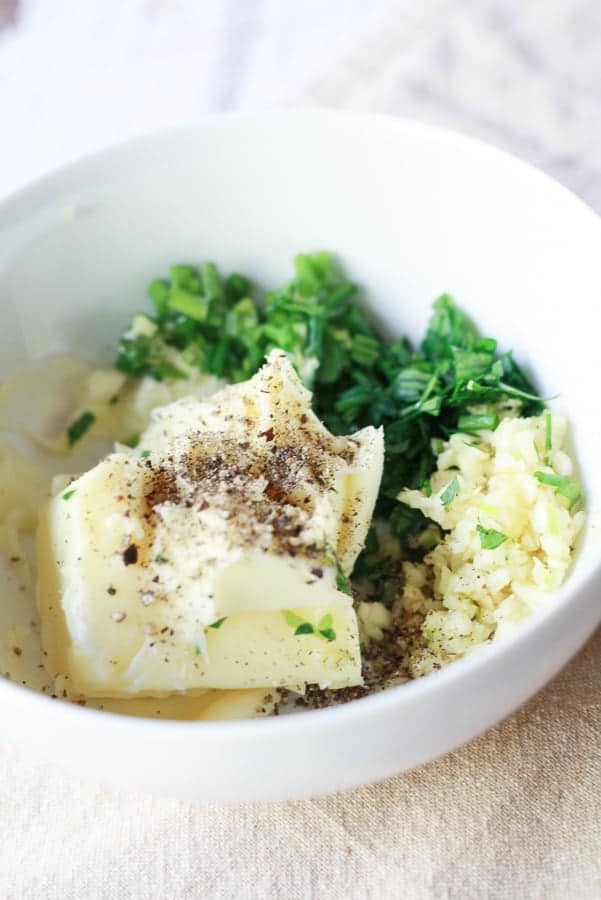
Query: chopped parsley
476,524,508,550
317,613,336,642
116,252,544,555
209,617,227,629
62,489,77,501
440,477,460,507
283,610,337,642
140,449,151,459
67,410,96,446
534,471,581,509
283,611,305,629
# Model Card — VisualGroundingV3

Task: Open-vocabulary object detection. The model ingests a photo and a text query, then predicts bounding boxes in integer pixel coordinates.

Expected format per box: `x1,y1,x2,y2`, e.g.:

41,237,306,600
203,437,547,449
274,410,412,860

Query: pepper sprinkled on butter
37,351,383,698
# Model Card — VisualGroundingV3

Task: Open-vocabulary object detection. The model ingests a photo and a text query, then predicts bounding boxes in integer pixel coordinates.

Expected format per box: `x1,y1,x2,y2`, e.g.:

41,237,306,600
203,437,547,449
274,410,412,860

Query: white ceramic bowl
1,111,600,802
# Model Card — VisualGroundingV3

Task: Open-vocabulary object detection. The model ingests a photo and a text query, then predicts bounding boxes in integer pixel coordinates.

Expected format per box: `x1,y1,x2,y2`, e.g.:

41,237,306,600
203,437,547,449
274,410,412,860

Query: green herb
457,412,498,432
140,450,151,459
476,524,508,549
194,643,204,656
62,489,77,500
545,412,552,464
317,613,336,642
115,253,545,557
333,554,353,596
169,264,197,289
283,610,336,641
124,434,140,449
226,272,251,299
154,552,165,563
534,471,581,509
209,617,227,629
67,411,96,446
545,413,552,451
109,395,120,405
284,611,314,636
168,289,209,322
148,278,170,312
440,477,460,506
283,611,304,629
201,261,225,308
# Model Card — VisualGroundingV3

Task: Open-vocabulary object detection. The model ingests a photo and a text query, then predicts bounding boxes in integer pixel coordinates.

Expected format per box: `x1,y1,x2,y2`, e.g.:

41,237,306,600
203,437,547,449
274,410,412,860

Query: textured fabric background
295,0,601,214
2,1,601,898
2,631,601,899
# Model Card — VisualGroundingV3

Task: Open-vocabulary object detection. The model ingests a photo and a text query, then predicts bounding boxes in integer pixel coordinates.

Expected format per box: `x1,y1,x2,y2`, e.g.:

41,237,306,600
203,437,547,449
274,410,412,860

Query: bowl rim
2,107,601,737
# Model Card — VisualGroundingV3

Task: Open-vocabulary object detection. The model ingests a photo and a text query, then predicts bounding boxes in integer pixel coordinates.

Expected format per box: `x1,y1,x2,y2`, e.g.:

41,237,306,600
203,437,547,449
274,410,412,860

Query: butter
37,351,383,697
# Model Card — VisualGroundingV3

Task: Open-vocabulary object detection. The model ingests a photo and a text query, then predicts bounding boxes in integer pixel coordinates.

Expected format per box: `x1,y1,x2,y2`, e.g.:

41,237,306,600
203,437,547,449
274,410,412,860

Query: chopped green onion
283,610,304,628
168,289,209,321
170,264,198,289
209,617,227,629
318,613,333,630
333,554,353,596
225,298,258,338
317,613,336,641
544,412,552,464
534,471,581,509
67,411,96,446
545,413,552,452
201,262,225,305
476,524,508,549
457,412,498,432
294,623,315,636
62,489,76,500
148,278,170,313
294,251,331,296
440,477,460,506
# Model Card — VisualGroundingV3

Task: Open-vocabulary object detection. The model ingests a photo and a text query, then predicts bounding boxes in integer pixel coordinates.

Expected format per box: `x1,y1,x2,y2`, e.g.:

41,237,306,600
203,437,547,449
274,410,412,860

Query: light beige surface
1,628,600,899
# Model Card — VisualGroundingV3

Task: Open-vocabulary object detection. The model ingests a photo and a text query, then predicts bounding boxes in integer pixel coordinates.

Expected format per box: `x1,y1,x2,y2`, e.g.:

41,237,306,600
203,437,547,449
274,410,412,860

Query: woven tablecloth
2,629,600,898
2,1,601,897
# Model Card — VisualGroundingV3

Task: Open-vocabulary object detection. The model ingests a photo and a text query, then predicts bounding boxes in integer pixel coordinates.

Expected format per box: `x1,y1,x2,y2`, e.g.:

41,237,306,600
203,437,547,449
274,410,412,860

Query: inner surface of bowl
1,112,600,800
